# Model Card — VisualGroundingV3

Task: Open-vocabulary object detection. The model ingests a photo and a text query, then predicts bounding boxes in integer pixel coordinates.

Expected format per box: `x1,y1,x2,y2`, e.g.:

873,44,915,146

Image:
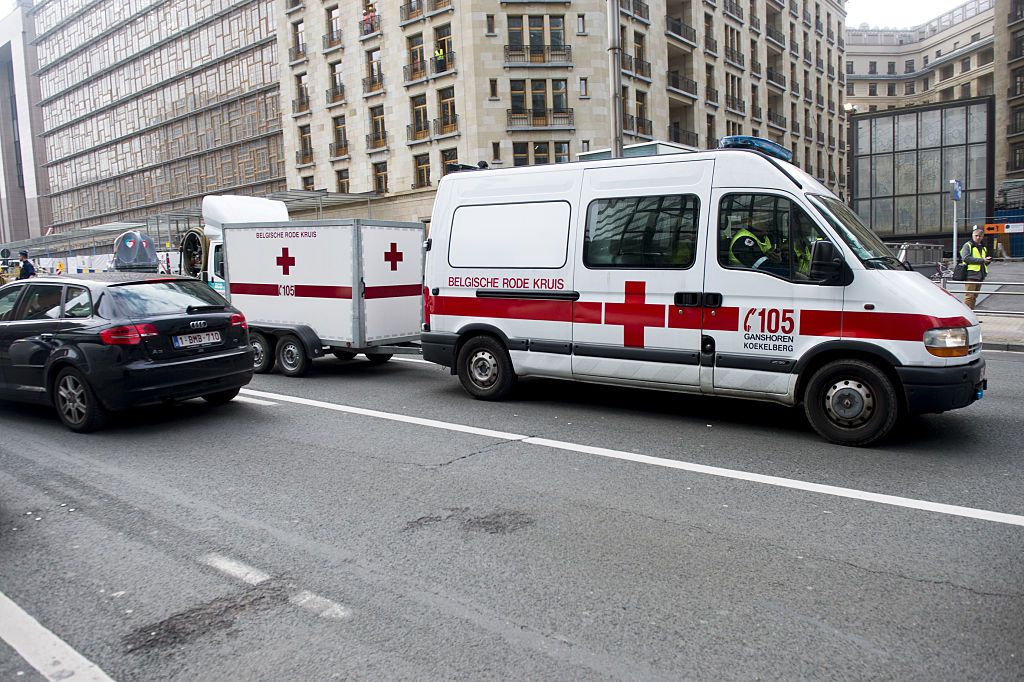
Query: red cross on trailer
603,281,666,348
276,247,296,275
384,242,404,271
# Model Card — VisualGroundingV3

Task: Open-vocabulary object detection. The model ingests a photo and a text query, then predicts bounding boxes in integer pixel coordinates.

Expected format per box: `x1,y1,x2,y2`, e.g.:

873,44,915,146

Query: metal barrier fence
939,275,1024,317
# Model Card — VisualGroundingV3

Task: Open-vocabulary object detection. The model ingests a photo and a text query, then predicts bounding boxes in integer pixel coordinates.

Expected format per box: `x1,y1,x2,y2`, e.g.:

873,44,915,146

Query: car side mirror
809,240,844,282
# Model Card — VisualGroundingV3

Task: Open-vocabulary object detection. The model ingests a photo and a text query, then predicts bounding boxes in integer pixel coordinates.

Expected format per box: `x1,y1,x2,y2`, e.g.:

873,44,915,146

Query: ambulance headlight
923,327,969,357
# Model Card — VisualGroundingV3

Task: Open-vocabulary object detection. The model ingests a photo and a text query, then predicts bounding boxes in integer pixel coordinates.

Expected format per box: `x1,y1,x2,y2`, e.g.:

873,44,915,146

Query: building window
414,154,431,188
489,79,498,98
407,34,426,80
577,14,586,34
581,140,590,153
922,77,930,91
434,24,452,69
887,61,896,75
486,14,495,34
905,82,915,95
441,148,458,175
972,32,981,42
508,16,524,47
868,61,877,75
372,161,388,193
298,125,312,164
510,79,526,112
886,83,896,97
292,20,305,56
438,86,457,134
554,141,570,163
961,82,971,98
846,82,855,96
411,95,429,140
961,58,971,73
336,169,349,193
845,61,853,74
534,142,551,165
513,142,529,166
492,142,501,161
869,83,877,96
332,115,348,156
301,176,314,191
369,105,386,147
580,77,588,97
941,65,954,81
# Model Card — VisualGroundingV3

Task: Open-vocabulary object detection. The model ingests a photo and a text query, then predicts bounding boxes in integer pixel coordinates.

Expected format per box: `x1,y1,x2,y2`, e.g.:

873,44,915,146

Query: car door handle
39,333,54,341
702,293,723,308
673,292,702,307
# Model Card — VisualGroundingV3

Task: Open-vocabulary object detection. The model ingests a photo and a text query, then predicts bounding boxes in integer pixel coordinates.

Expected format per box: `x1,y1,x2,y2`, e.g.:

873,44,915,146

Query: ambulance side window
718,194,830,282
583,194,700,269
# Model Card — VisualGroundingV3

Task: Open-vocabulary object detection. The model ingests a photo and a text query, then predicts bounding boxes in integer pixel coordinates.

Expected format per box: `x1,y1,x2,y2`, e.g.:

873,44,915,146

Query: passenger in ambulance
790,211,821,280
727,215,786,275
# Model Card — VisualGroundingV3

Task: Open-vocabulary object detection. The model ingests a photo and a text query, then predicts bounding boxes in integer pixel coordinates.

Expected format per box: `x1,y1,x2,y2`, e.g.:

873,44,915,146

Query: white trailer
220,218,425,376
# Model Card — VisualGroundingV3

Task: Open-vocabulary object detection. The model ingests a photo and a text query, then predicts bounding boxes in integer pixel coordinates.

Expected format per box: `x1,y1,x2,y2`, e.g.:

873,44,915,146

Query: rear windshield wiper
186,304,227,314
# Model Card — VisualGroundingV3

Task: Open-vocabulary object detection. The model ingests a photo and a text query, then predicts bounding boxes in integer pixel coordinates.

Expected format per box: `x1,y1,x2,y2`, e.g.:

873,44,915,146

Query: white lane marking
241,389,526,440
0,590,116,682
201,554,271,585
232,395,278,406
240,387,1024,528
289,590,352,620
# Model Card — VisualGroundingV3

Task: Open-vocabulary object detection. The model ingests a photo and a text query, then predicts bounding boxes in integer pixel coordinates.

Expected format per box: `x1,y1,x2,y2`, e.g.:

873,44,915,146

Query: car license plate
172,331,222,349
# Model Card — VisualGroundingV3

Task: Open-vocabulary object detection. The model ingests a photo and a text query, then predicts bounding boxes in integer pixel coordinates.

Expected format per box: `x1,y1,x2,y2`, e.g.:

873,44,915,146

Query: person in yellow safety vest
960,225,991,309
728,218,784,274
434,46,446,71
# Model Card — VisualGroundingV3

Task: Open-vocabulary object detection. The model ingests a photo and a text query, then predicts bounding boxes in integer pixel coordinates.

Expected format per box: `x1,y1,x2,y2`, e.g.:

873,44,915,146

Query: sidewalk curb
982,342,1024,352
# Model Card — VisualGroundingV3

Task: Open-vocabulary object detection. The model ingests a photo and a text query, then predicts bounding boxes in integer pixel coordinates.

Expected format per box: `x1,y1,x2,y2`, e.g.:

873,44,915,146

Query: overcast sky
845,0,971,29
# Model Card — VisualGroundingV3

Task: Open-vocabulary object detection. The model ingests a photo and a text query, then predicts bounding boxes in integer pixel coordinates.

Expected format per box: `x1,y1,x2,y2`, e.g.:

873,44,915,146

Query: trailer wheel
364,352,392,365
276,334,310,377
456,336,516,401
803,359,900,447
251,332,276,374
332,349,357,361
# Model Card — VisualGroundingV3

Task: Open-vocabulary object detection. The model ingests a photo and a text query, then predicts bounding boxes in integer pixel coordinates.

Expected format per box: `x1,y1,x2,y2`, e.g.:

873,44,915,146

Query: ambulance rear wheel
277,335,310,377
457,336,516,401
251,332,275,374
803,359,899,447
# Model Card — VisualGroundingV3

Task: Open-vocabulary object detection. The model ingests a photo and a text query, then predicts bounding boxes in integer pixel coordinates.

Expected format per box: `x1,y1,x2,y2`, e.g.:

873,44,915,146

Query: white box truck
202,196,425,376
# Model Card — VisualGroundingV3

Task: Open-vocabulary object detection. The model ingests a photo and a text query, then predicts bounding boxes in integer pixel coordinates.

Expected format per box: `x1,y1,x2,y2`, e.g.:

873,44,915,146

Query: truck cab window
584,194,700,269
718,193,830,281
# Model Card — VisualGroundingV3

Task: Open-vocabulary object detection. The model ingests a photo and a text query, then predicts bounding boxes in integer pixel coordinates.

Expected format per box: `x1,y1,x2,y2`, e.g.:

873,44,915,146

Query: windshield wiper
186,304,227,314
863,256,907,270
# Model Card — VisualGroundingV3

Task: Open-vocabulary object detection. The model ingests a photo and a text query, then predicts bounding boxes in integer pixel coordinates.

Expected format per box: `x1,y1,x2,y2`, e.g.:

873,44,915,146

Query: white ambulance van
421,137,986,446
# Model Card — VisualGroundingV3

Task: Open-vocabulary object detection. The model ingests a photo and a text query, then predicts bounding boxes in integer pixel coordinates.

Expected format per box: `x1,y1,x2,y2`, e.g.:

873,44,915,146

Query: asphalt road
1,351,1022,680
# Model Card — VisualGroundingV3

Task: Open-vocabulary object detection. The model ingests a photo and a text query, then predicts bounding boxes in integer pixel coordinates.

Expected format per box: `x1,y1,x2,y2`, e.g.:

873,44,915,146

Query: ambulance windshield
808,195,904,271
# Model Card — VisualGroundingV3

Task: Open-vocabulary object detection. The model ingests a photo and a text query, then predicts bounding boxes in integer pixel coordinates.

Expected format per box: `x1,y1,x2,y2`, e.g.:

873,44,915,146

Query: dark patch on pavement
404,507,535,534
123,581,288,654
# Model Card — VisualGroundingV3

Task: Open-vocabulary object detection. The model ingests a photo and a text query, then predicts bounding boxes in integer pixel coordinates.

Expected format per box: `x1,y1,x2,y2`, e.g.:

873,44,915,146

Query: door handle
673,291,702,307
702,292,723,308
39,333,54,341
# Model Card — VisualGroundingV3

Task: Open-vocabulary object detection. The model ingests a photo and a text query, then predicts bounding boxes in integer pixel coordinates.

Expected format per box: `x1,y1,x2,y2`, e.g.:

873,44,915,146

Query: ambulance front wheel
456,336,516,401
277,334,310,377
251,332,276,374
803,359,900,447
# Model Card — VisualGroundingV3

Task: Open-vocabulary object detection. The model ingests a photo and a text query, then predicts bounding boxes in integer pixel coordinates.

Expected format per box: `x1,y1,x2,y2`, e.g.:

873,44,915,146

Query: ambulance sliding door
571,160,713,388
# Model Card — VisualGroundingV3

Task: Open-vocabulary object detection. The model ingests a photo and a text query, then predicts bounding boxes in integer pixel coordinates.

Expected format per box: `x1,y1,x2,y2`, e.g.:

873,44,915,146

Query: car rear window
107,280,228,317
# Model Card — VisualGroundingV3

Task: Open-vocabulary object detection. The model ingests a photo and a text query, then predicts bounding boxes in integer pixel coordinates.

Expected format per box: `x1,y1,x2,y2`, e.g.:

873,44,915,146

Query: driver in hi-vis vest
728,216,784,274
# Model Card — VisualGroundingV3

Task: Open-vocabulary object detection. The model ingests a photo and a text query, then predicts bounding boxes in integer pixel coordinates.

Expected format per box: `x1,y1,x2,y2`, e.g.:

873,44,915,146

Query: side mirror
809,240,844,281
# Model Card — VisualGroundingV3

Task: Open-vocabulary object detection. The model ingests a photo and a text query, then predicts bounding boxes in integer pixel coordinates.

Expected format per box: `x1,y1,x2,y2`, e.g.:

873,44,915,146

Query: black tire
202,387,240,405
332,349,357,361
364,352,393,365
803,359,900,447
456,335,517,401
276,334,310,377
251,332,275,374
52,367,107,433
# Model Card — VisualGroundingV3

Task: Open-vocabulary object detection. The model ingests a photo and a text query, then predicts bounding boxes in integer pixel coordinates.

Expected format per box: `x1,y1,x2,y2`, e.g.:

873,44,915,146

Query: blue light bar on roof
718,136,794,163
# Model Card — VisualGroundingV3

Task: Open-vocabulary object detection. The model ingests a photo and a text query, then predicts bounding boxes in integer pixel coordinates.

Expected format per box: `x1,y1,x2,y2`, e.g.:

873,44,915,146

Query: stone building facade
278,0,848,223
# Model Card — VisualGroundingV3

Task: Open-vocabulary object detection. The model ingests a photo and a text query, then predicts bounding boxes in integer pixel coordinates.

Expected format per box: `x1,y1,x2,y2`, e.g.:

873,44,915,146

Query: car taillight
230,313,247,329
100,324,159,345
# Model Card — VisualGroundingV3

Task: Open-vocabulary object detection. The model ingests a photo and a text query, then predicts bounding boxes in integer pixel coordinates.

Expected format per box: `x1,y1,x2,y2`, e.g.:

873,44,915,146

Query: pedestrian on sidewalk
16,250,36,280
960,226,991,309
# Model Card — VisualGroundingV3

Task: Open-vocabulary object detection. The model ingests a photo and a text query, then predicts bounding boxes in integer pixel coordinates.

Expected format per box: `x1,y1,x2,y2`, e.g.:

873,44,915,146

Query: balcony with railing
325,83,345,105
360,14,381,38
1010,111,1024,135
622,112,636,133
791,121,800,135
636,116,653,136
504,45,572,65
323,30,343,51
816,131,825,145
428,0,451,11
765,25,785,49
803,49,812,65
668,125,699,147
706,86,719,105
725,95,745,114
704,36,718,55
330,141,348,158
828,64,835,78
752,105,762,120
506,108,575,129
838,36,845,50
828,99,835,113
404,60,428,82
296,149,313,166
363,73,385,94
828,135,836,149
407,123,431,143
285,0,303,12
292,93,310,114
766,67,786,88
816,57,824,72
667,71,698,98
434,115,459,137
750,15,760,32
816,93,824,108
751,58,762,76
789,0,798,17
767,111,786,130
666,16,697,45
632,0,650,21
400,0,424,23
367,131,388,150
723,0,743,21
725,47,744,68
803,9,811,26
827,27,835,43
289,43,307,62
790,39,799,56
633,56,651,78
432,50,456,74
790,80,799,95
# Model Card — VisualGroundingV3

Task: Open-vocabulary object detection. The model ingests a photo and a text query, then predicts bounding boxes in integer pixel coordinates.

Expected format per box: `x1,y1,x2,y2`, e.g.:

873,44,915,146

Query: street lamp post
950,179,962,267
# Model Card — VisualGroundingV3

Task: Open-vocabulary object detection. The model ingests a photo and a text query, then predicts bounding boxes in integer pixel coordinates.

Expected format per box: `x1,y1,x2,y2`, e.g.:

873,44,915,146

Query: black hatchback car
0,274,254,432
